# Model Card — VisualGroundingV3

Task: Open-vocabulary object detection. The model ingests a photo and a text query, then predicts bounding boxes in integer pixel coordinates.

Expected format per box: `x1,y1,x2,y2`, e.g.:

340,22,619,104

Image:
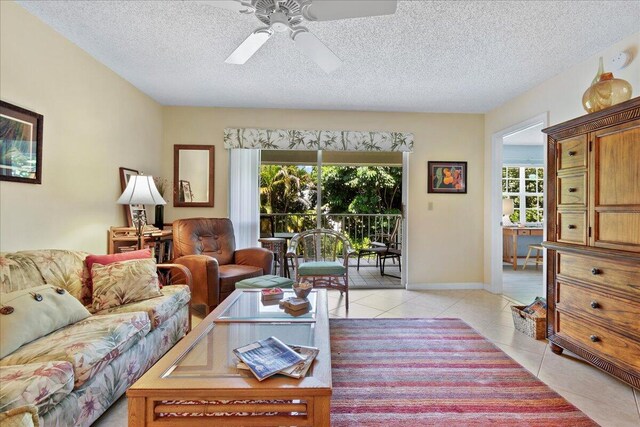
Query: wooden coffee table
127,289,331,426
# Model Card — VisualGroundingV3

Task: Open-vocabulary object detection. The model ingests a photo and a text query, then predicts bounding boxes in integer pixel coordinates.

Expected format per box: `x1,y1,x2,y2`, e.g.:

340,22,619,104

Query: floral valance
223,128,413,152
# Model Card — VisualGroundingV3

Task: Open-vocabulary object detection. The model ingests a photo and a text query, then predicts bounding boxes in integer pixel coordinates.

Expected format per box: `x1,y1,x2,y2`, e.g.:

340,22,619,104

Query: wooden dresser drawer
558,174,587,207
557,212,587,244
557,253,640,296
556,281,640,336
557,135,587,171
557,311,640,371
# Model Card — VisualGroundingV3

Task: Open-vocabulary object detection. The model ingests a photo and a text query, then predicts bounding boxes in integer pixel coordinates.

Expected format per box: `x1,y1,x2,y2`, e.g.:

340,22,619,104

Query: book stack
278,297,309,311
234,336,319,381
261,288,284,303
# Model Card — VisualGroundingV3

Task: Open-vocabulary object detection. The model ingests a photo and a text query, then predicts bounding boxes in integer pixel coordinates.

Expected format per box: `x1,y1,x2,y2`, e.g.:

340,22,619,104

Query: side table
258,237,289,278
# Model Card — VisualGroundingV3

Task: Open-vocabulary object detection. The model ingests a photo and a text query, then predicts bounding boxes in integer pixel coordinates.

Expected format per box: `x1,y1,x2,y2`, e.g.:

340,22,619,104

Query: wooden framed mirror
173,144,214,207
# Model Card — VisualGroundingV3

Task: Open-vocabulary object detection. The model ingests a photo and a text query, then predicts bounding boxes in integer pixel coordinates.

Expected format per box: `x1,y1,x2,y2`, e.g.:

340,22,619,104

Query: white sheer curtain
228,149,260,249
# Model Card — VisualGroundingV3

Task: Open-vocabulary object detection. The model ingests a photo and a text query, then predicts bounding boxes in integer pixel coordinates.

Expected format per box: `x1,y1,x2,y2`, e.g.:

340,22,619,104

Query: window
502,166,544,224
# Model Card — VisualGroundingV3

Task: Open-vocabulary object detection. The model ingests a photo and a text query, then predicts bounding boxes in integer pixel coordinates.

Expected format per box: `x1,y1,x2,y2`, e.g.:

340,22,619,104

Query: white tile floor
94,288,640,427
502,260,544,304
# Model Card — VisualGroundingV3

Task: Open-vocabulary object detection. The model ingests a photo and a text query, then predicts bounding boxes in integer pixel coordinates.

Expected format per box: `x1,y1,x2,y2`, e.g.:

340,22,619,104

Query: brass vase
582,57,632,113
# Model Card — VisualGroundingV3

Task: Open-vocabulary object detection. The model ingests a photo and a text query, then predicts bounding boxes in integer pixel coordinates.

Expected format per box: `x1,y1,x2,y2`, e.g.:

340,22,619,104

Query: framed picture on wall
0,100,44,184
119,166,147,227
427,161,467,194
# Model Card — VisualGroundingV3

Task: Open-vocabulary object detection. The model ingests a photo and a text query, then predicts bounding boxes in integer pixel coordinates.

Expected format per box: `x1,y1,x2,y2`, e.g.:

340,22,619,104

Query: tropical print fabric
40,306,189,427
224,128,414,152
0,253,45,294
0,405,39,427
0,312,151,388
0,250,91,306
91,258,162,312
0,361,74,415
94,285,190,329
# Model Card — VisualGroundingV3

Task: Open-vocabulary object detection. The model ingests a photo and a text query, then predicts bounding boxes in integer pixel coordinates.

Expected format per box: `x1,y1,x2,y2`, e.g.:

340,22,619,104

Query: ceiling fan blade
302,0,397,21
225,29,273,65
291,29,342,74
191,0,254,13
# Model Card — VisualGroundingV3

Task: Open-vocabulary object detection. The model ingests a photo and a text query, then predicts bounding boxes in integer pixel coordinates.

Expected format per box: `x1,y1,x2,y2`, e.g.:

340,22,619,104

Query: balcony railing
267,213,401,250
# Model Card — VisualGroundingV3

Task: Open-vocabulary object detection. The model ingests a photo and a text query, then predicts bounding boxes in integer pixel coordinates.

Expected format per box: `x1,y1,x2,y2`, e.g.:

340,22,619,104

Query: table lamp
117,175,166,249
502,198,515,226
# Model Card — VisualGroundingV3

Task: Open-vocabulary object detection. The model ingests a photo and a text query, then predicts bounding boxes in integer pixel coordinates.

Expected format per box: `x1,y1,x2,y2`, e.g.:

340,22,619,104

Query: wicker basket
511,305,546,340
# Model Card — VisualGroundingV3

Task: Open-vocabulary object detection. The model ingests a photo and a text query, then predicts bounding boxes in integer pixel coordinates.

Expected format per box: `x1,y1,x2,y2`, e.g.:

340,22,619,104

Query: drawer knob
589,335,599,342
590,301,600,309
568,187,577,193
568,224,577,229
591,268,601,275
568,150,577,156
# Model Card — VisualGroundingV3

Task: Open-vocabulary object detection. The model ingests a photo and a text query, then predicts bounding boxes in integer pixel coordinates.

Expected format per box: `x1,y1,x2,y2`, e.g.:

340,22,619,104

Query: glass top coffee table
127,289,331,427
217,289,318,322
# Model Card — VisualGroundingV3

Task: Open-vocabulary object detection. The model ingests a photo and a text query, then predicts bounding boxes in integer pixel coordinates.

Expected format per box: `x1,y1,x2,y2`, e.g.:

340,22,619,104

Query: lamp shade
117,175,166,206
502,198,514,216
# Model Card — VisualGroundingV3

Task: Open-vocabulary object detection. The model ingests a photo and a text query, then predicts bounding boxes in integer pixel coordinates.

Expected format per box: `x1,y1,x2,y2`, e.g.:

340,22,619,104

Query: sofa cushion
85,249,153,296
11,250,91,306
218,264,262,294
0,253,45,294
94,285,190,330
91,258,162,312
0,361,74,415
0,312,151,388
0,285,92,358
298,261,346,276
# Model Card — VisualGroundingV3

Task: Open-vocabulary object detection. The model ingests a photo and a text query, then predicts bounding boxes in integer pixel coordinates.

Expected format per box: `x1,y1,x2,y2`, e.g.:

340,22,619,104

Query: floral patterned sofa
0,249,192,426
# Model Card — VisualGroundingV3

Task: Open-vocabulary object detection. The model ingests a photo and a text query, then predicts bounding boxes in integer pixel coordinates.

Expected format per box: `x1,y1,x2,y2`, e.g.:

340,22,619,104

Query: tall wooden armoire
543,97,640,389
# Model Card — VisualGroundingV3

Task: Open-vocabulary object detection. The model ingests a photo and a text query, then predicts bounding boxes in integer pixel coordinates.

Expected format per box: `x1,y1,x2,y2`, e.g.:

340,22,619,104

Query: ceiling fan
209,0,398,73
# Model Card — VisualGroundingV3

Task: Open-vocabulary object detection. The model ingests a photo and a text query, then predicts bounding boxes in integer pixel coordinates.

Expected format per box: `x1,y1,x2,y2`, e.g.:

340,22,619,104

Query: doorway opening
260,150,407,289
488,114,548,303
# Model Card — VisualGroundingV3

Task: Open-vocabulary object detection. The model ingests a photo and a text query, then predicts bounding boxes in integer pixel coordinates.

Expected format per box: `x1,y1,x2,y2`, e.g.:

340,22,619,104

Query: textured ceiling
16,1,640,113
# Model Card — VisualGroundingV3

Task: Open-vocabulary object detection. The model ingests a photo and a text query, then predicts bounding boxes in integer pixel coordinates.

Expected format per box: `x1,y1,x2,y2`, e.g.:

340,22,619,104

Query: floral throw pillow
91,258,162,311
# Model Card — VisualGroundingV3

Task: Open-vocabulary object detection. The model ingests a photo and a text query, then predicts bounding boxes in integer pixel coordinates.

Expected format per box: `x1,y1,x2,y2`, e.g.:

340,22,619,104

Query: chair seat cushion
298,261,346,276
235,275,294,289
219,265,263,294
94,285,190,329
0,312,151,388
0,361,74,415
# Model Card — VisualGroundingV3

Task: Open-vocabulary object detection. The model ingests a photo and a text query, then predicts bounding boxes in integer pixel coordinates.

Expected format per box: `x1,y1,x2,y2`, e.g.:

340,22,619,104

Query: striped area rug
330,318,597,426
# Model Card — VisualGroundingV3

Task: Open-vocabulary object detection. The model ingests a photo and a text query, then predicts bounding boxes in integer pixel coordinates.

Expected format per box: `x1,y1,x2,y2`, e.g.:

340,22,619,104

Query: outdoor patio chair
356,216,402,274
286,229,355,310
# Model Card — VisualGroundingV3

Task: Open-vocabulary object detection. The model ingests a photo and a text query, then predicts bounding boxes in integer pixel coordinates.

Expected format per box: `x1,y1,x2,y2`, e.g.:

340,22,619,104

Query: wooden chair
523,244,544,270
287,229,355,310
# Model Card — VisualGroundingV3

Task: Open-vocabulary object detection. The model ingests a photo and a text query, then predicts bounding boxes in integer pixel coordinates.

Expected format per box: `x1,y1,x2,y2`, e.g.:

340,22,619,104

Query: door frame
486,113,548,295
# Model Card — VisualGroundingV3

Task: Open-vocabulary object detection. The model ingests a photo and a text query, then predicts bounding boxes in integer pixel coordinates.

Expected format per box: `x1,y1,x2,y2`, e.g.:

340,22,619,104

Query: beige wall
163,107,484,286
0,1,163,253
483,31,640,286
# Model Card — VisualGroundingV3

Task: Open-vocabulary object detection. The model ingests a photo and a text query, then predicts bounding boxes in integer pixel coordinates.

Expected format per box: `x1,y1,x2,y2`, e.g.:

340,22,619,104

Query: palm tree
260,166,311,214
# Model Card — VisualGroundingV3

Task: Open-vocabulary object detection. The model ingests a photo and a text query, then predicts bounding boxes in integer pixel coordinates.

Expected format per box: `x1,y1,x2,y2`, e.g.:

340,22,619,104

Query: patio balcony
265,213,403,289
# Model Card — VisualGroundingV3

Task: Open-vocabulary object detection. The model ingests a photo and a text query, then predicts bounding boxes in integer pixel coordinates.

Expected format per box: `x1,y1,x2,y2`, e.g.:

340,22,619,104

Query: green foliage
260,165,312,214
321,166,402,214
260,165,402,215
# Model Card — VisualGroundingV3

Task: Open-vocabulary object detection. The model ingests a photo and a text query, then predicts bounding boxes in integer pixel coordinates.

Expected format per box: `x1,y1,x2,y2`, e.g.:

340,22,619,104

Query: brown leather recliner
172,218,273,313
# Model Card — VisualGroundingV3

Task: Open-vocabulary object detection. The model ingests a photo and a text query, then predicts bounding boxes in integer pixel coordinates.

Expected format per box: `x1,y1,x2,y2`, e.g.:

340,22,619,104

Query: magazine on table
237,344,319,379
233,336,304,381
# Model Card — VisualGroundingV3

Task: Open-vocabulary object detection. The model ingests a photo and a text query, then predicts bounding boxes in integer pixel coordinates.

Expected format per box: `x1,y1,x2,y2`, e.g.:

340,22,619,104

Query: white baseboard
407,282,484,291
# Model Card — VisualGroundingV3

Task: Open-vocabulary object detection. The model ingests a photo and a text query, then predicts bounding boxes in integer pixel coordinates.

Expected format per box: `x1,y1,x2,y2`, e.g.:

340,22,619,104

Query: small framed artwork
119,167,147,227
0,101,44,184
427,161,467,194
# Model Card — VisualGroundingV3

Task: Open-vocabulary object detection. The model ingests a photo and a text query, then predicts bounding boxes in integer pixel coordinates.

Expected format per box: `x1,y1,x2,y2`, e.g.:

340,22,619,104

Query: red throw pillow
85,249,153,294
